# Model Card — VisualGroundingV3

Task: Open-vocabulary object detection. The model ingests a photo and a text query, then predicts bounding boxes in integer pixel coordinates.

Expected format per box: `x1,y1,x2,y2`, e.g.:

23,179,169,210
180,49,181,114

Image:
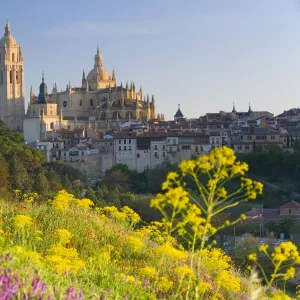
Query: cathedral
0,22,25,130
24,45,157,142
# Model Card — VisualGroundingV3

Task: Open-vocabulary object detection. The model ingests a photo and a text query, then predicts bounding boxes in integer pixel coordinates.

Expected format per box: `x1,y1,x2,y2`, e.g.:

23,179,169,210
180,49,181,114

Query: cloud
41,20,177,39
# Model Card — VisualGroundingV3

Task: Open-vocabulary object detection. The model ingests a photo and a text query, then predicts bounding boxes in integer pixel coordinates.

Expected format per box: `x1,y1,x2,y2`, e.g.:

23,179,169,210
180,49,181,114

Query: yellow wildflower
174,265,195,279
139,267,157,279
77,198,94,209
155,243,188,260
248,253,257,261
157,276,173,292
258,244,269,253
127,235,145,251
54,228,73,245
11,215,33,228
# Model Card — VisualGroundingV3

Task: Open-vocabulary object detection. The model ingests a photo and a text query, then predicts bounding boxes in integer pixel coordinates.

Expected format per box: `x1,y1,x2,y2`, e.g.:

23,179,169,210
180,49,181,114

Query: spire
133,82,135,91
120,81,123,88
4,20,11,36
130,81,133,90
248,102,252,114
147,94,149,102
42,71,44,83
139,85,142,93
82,69,86,80
97,44,99,54
232,101,236,113
19,44,23,61
126,81,128,90
151,94,155,102
112,68,116,81
30,85,33,95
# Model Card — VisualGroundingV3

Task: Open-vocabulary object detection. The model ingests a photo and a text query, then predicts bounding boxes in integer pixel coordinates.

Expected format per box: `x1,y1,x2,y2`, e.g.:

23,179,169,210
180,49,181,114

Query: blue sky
2,0,300,119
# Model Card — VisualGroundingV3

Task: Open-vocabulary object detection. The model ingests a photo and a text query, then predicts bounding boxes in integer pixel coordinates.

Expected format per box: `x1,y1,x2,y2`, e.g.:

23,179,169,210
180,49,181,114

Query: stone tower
0,22,25,130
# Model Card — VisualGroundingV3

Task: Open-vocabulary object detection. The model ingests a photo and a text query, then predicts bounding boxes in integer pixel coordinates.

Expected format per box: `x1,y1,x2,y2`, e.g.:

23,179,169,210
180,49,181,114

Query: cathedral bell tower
0,22,25,130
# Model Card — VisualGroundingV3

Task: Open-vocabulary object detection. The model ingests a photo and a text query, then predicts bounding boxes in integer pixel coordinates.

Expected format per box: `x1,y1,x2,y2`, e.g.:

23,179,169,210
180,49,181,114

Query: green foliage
0,121,84,200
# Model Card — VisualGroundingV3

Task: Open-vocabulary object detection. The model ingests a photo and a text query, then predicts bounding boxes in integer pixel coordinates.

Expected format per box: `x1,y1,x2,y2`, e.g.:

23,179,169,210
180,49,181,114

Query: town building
0,22,25,130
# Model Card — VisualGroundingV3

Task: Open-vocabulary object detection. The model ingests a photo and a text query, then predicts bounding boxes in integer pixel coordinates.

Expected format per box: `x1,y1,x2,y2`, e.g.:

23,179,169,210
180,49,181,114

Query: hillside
0,121,85,201
0,146,297,299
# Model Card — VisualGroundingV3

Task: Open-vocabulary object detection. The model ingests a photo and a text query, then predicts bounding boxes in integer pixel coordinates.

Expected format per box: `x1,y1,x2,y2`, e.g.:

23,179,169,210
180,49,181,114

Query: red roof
280,201,300,209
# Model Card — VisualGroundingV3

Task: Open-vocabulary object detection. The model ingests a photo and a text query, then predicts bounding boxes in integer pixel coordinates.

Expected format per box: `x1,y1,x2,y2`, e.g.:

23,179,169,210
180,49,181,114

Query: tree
85,186,97,202
10,154,33,192
277,216,296,238
34,173,49,195
287,135,290,148
61,174,72,191
101,170,132,192
0,161,9,189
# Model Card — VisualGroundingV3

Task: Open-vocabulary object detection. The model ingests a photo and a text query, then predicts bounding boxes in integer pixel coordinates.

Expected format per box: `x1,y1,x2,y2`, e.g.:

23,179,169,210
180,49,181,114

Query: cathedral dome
87,47,111,83
0,23,17,47
87,67,110,82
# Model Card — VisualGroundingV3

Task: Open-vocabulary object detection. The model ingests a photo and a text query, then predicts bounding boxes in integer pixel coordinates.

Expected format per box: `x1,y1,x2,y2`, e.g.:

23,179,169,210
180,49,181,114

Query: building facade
0,22,25,130
25,47,156,142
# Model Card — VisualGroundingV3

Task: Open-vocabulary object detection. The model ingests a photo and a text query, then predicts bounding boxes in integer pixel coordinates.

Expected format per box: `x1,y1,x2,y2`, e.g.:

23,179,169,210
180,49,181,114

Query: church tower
0,22,25,130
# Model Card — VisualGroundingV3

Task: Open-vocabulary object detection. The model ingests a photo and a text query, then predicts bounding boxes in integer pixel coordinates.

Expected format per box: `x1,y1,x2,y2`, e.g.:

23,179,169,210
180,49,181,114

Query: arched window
50,122,54,130
12,53,15,62
79,99,82,106
10,71,12,84
90,99,94,106
16,71,19,84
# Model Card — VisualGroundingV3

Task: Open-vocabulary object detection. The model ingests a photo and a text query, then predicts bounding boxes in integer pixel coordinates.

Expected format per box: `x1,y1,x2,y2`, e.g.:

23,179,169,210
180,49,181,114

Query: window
50,122,54,130
64,152,66,156
124,139,126,144
154,145,158,150
169,147,172,152
212,138,215,144
195,146,199,152
163,145,166,150
119,140,121,144
247,135,252,140
200,146,203,151
256,136,266,140
124,146,127,151
216,138,219,144
271,135,275,140
163,152,165,157
177,146,180,152
154,151,158,158
173,139,176,145
245,145,250,150
16,71,19,84
63,101,67,108
90,99,94,106
81,151,84,156
129,139,131,144
12,53,15,62
289,209,292,214
237,145,242,150
167,139,170,143
129,146,132,151
0,71,3,85
137,153,140,158
118,146,121,151
79,99,82,106
10,71,12,84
